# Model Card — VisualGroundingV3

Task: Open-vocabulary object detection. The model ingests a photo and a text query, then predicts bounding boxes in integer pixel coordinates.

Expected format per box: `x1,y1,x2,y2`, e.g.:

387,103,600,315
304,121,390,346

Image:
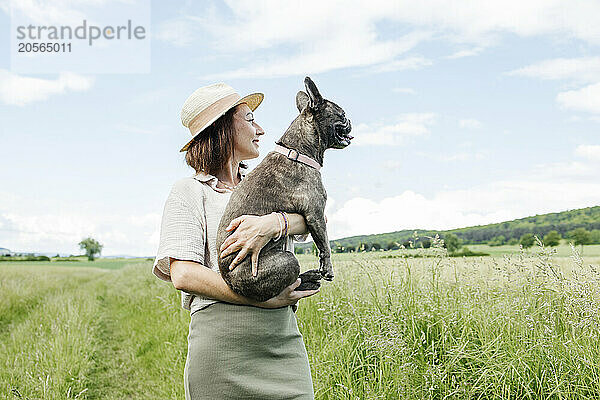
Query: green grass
2,249,600,398
468,243,600,257
0,257,149,270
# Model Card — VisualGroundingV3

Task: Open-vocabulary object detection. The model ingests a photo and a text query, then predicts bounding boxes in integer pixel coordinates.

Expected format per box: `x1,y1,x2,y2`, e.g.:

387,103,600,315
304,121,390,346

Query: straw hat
179,83,264,152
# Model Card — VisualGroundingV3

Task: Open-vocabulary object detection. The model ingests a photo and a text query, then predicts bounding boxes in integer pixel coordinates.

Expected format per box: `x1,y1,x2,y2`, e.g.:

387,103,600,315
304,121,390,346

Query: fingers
288,287,319,303
296,288,320,298
225,216,244,232
219,235,234,253
251,249,261,277
220,238,242,258
229,248,249,271
289,278,301,291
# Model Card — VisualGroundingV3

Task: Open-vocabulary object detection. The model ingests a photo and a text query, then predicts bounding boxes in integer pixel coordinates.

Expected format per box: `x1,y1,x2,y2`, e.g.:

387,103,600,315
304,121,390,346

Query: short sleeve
152,186,206,282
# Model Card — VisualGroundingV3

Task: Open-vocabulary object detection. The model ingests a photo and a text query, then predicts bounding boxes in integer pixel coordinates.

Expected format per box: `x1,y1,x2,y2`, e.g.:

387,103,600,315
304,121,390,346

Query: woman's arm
219,212,309,274
283,212,309,236
170,258,250,305
169,258,318,308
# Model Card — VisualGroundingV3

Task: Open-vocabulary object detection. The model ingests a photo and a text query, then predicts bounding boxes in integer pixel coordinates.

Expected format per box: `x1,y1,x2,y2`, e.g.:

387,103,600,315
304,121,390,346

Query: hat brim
179,92,264,152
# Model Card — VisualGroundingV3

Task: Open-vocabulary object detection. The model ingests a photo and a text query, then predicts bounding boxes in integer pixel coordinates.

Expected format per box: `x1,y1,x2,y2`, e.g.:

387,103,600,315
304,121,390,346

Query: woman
153,83,319,399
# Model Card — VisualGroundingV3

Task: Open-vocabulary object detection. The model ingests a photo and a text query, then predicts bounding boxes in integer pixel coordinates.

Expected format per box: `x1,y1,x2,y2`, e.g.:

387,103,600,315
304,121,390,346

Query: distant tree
444,233,462,253
311,242,318,256
590,229,600,244
332,242,344,253
421,239,431,249
543,230,561,247
386,241,399,250
371,242,381,251
520,233,535,249
507,238,519,245
488,235,506,246
78,237,103,261
402,240,412,249
569,228,592,248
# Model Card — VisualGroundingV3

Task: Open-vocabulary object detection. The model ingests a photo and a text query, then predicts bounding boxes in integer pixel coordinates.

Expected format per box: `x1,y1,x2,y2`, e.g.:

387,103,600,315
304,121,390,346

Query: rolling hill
295,206,600,252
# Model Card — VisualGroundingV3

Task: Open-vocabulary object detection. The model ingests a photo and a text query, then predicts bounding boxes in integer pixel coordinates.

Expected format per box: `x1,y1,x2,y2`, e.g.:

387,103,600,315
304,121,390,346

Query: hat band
188,93,241,136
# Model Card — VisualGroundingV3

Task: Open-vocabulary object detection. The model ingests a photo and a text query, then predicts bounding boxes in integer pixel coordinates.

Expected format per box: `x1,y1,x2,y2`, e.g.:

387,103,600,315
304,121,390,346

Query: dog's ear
304,76,324,109
296,91,309,113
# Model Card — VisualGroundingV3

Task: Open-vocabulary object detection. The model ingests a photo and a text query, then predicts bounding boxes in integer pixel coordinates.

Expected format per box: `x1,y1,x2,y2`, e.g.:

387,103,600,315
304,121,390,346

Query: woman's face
232,103,265,160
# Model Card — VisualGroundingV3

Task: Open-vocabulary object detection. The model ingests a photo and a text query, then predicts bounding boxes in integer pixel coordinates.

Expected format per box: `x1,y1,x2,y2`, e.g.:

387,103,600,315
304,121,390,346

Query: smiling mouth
252,139,259,146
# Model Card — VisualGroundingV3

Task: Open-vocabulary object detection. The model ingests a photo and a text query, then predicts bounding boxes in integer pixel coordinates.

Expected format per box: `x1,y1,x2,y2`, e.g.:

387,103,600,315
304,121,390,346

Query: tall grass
0,263,189,399
298,241,600,399
1,245,599,399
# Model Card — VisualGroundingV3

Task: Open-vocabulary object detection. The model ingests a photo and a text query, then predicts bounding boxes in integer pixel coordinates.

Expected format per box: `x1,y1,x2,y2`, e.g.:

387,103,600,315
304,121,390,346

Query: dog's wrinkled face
296,77,353,150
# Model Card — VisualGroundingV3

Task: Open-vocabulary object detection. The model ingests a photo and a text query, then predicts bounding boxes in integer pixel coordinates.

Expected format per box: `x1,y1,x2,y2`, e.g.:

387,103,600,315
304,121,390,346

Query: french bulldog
216,76,353,302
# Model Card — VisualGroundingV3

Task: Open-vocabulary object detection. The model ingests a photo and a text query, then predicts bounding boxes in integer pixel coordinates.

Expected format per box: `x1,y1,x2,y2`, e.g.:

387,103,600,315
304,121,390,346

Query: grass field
466,243,600,258
2,245,600,399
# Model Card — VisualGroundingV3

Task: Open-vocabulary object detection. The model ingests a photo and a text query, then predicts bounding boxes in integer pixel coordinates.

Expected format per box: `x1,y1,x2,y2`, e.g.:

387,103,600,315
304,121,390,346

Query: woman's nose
254,122,265,135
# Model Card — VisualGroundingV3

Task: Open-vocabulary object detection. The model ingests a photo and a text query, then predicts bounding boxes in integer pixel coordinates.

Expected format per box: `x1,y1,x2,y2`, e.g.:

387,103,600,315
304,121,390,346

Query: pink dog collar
273,144,322,171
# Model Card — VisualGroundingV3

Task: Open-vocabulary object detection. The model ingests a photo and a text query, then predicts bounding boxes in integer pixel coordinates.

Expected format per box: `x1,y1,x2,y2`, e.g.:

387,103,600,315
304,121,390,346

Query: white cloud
367,56,433,74
0,207,160,256
392,87,416,95
7,0,86,25
0,189,161,256
155,0,600,79
417,150,487,162
114,123,169,135
459,118,483,129
381,160,402,170
508,57,600,84
531,161,595,181
327,179,600,240
6,0,129,26
328,144,600,239
556,83,600,114
575,144,600,161
0,70,93,106
154,17,197,47
507,57,600,115
446,47,484,59
352,113,436,146
442,152,486,162
202,32,431,80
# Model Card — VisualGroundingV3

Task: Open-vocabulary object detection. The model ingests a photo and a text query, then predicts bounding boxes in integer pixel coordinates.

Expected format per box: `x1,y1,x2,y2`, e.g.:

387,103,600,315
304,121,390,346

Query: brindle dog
216,77,353,302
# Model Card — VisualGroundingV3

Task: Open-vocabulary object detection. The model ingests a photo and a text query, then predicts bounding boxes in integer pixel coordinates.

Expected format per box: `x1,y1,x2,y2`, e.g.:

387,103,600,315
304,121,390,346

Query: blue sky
1,0,599,256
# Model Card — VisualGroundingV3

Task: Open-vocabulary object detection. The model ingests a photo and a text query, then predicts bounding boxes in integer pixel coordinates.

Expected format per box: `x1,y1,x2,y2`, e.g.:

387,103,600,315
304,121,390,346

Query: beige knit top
152,166,308,314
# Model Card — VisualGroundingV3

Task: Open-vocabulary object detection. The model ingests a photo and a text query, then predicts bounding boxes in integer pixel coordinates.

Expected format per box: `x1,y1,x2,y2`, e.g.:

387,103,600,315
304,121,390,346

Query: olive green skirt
184,302,314,400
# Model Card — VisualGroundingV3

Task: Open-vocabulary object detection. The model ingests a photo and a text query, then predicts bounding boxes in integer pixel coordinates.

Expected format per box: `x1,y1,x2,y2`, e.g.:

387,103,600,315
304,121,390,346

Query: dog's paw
296,269,322,291
319,258,334,281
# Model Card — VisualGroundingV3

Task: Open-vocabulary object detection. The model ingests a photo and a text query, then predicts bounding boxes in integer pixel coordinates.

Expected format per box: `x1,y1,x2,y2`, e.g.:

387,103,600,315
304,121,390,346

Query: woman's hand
252,278,320,309
219,214,279,276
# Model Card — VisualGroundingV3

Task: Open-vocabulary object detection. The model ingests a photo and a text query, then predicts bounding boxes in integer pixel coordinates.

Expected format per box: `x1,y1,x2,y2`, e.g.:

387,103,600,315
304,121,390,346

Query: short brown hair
185,107,246,175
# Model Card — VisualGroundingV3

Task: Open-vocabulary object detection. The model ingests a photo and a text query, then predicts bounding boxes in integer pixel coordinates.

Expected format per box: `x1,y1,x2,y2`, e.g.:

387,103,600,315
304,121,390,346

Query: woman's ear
296,91,309,113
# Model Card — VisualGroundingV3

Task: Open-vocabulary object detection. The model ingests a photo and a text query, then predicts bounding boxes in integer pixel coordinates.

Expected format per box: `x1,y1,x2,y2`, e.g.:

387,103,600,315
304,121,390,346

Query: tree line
294,206,600,254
